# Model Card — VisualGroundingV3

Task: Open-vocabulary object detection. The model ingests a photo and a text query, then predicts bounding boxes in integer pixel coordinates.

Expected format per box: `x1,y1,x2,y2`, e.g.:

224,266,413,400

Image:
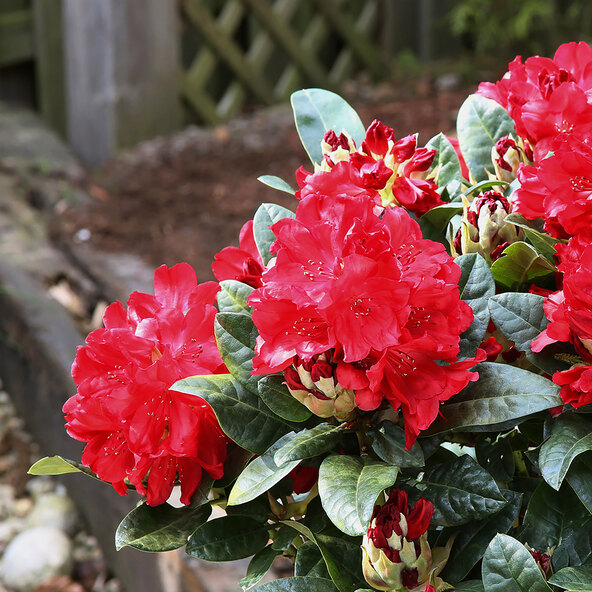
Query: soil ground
62,83,475,284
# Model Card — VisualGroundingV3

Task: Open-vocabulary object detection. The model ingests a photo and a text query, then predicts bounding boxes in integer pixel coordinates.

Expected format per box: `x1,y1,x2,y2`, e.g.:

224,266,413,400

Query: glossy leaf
173,374,292,455
426,132,464,190
368,421,425,468
217,280,254,315
442,490,522,583
504,212,561,262
215,312,259,393
418,455,506,527
456,94,516,182
567,454,592,514
258,175,296,195
421,203,463,231
228,433,301,506
490,242,555,290
427,363,561,434
318,455,398,536
539,413,592,490
240,546,282,591
291,88,366,165
457,253,496,326
549,564,592,591
295,541,330,579
258,375,312,422
253,577,338,592
187,516,269,561
115,502,211,552
253,203,296,265
274,424,345,466
481,533,552,592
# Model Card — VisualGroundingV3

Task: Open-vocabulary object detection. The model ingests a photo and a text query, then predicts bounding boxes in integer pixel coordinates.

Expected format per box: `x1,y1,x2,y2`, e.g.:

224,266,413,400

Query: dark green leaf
217,280,254,315
258,175,296,195
567,454,592,514
291,88,366,165
272,525,298,551
173,374,291,455
481,533,552,592
318,455,398,536
454,582,485,592
187,516,269,561
240,546,282,591
215,312,258,393
475,435,515,482
295,541,330,579
539,413,592,490
253,577,338,592
417,455,507,527
442,490,522,583
490,242,555,290
457,253,496,326
504,213,561,263
228,433,301,506
456,94,516,182
549,564,592,591
459,315,487,361
115,502,211,552
226,497,271,523
427,363,562,435
274,424,345,466
258,375,312,422
368,421,425,468
426,132,464,190
253,203,296,265
421,203,463,232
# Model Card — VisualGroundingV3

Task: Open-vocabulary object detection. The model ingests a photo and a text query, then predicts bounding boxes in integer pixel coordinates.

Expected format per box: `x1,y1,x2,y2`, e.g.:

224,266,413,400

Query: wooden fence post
61,0,181,165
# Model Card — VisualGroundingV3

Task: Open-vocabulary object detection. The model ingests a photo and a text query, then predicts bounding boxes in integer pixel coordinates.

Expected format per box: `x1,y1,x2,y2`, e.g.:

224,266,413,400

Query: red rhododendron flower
296,120,444,216
249,193,482,447
212,220,265,287
64,263,229,506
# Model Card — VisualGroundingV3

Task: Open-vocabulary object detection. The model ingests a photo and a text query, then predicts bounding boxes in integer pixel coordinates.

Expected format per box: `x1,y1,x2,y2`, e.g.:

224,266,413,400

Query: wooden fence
180,0,388,125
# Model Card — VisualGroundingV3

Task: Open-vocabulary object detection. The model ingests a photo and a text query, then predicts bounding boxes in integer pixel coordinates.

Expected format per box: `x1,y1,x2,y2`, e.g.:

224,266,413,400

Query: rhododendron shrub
31,43,592,592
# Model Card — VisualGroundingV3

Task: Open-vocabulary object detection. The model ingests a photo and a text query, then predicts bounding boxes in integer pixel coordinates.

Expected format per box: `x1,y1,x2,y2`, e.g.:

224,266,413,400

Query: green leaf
426,363,562,435
274,424,345,466
456,94,516,182
253,577,338,592
454,582,485,592
28,456,101,481
291,88,366,165
214,312,258,393
457,253,496,326
462,179,508,197
549,564,592,591
417,455,507,527
318,455,398,536
504,213,561,263
295,541,330,579
481,533,552,592
115,502,211,552
253,203,296,265
173,374,291,454
368,421,425,468
258,375,312,422
421,203,463,232
228,433,301,506
187,516,269,561
567,454,592,514
490,242,555,290
217,280,254,315
426,132,464,190
258,175,296,195
539,413,592,490
240,546,282,591
442,490,522,583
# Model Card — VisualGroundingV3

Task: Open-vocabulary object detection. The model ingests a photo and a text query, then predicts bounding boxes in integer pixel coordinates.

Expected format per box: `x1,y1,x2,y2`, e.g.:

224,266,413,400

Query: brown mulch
61,83,475,283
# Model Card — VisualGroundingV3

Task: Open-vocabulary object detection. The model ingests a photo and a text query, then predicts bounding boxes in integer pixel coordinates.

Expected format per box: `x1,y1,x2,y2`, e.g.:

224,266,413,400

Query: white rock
25,492,78,535
0,526,73,592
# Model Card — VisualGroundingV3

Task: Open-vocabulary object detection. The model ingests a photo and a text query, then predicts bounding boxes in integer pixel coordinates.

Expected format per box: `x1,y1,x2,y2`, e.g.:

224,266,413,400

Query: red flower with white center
532,237,592,408
212,220,265,288
296,121,444,216
250,193,482,447
514,134,592,239
64,263,229,506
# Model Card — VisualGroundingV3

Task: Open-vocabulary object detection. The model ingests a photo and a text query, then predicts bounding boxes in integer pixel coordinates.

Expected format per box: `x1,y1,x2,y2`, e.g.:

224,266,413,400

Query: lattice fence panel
180,0,386,124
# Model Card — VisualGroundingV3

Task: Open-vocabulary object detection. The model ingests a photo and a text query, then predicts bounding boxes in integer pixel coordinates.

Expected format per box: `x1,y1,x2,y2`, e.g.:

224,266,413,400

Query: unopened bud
492,136,531,183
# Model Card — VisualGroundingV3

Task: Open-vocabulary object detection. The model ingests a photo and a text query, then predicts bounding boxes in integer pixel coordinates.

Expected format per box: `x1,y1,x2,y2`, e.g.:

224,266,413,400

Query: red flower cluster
296,120,444,216
249,192,482,447
64,264,228,506
532,237,592,408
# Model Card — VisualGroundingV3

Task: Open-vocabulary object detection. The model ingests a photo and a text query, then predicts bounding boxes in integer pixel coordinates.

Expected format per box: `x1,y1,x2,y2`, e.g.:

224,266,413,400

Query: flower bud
284,353,356,421
320,130,356,170
362,490,434,591
491,135,531,183
452,190,523,261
